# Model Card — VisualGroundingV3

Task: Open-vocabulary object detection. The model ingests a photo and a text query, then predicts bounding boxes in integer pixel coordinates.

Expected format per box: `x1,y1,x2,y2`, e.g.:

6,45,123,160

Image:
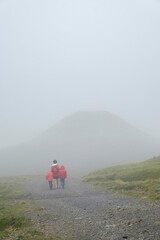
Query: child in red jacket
46,169,53,190
59,165,67,189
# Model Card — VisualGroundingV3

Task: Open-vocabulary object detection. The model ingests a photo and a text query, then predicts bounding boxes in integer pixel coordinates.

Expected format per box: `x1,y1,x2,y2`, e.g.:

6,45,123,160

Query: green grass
0,216,28,231
0,176,64,240
82,156,160,200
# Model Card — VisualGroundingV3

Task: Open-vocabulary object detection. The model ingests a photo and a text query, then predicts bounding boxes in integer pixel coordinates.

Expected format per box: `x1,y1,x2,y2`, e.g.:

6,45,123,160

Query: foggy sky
0,0,160,149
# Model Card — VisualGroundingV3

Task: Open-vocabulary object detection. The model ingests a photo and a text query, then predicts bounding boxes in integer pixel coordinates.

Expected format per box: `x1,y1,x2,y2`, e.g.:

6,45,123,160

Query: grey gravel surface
24,176,160,240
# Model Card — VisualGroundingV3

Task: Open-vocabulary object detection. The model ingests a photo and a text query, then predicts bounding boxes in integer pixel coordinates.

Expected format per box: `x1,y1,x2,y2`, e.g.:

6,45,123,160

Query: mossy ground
82,157,160,200
0,176,62,240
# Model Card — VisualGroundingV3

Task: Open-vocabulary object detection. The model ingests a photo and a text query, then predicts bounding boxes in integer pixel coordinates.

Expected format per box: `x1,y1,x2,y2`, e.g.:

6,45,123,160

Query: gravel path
24,176,160,240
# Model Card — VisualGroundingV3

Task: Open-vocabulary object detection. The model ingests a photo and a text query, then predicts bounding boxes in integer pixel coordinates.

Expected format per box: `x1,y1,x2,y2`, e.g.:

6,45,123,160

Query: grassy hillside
82,157,160,200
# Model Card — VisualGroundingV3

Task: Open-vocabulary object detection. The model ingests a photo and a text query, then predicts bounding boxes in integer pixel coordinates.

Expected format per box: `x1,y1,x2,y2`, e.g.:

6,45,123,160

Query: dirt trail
24,176,160,240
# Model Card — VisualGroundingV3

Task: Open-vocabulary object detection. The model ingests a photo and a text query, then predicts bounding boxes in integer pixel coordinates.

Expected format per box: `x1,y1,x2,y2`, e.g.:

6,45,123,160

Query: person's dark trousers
60,178,65,188
48,181,52,190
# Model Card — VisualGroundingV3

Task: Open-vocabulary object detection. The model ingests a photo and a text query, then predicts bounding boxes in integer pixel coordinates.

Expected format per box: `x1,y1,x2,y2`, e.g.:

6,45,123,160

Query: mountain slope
0,111,159,176
82,156,160,199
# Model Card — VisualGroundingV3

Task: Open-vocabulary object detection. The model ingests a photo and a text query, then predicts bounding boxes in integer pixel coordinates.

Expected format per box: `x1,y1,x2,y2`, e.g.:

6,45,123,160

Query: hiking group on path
46,160,67,190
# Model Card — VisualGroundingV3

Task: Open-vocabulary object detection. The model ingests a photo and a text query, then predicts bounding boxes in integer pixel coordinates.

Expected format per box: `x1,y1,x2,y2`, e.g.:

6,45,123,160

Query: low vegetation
0,176,60,240
82,157,160,200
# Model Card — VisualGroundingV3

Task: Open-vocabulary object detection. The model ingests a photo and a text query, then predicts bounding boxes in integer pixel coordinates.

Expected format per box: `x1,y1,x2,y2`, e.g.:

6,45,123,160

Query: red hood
60,165,65,170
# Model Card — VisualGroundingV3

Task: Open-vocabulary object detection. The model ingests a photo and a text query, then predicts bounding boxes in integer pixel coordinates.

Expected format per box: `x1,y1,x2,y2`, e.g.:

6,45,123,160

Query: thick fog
0,111,160,177
0,0,160,154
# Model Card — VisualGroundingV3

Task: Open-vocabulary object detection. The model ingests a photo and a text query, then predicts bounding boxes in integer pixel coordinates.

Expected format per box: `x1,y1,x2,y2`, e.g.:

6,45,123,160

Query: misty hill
0,111,159,176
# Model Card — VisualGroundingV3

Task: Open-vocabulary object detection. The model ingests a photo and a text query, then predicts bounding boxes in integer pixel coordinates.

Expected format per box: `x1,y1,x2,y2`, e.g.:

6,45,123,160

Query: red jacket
46,170,53,181
51,164,59,177
59,165,67,179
